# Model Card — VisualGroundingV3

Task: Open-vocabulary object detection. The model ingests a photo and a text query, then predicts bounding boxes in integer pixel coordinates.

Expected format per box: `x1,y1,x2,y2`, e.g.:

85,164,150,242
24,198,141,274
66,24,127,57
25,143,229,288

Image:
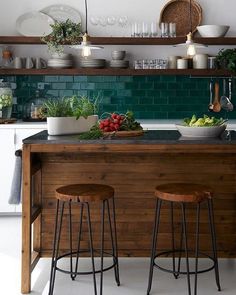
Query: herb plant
42,98,73,117
41,19,82,54
70,95,98,119
215,48,236,73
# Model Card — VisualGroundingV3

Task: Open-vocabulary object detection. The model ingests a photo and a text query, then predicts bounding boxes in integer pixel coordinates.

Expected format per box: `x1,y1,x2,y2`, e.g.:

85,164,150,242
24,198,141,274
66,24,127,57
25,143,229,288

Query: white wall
0,0,235,61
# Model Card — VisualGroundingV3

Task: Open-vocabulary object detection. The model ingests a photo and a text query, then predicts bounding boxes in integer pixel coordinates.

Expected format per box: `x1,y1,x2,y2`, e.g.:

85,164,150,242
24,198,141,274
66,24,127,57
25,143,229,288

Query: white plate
41,4,81,23
16,11,54,36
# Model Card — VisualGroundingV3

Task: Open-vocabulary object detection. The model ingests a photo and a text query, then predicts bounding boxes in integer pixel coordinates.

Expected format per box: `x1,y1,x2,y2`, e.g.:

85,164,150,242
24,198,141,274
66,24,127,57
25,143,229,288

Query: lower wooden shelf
0,68,232,76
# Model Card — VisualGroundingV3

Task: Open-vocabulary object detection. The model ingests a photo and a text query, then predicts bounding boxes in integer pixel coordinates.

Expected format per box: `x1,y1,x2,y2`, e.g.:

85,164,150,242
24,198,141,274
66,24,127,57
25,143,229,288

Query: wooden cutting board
0,118,17,124
104,129,144,137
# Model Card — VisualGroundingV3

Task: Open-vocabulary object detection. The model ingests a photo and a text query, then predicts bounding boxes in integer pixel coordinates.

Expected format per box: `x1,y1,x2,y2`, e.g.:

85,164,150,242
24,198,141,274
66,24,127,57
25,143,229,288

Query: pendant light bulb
81,46,91,58
186,32,196,57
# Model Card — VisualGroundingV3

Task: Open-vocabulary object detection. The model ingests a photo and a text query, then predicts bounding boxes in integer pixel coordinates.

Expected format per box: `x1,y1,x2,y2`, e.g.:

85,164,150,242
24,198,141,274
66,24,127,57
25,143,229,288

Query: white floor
1,216,236,295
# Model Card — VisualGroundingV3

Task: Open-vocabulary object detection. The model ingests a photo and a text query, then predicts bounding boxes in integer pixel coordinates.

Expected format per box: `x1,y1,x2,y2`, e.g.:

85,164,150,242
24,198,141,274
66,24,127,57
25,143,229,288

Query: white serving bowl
197,25,230,37
175,124,227,138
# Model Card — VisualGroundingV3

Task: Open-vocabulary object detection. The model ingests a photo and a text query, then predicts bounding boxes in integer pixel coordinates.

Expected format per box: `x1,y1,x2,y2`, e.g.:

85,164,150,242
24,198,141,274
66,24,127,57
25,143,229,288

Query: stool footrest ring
154,250,216,275
54,249,118,275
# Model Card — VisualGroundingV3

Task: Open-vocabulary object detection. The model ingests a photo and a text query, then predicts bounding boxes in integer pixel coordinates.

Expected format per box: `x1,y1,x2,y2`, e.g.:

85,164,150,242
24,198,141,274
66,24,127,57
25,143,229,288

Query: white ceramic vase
47,115,98,136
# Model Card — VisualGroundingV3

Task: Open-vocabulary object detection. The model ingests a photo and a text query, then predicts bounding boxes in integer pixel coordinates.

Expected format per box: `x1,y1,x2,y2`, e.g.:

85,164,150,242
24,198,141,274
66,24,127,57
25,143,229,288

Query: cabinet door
0,129,16,213
15,129,44,213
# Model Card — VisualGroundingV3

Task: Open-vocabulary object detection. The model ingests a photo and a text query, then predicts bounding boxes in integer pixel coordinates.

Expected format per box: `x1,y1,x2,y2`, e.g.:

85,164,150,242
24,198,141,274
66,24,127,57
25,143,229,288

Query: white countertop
0,119,236,130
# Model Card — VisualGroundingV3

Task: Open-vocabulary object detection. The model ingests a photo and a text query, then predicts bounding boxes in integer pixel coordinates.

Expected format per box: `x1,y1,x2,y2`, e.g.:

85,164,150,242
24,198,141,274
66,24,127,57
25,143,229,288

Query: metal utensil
212,81,221,112
220,78,233,111
208,79,214,111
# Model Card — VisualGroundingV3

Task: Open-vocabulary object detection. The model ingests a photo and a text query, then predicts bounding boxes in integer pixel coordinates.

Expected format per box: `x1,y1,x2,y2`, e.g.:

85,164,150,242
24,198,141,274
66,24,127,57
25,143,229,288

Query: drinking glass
149,59,156,69
169,23,176,37
90,16,99,26
107,16,116,26
134,22,141,37
161,22,169,38
142,22,149,37
151,22,158,37
99,17,107,27
118,16,128,27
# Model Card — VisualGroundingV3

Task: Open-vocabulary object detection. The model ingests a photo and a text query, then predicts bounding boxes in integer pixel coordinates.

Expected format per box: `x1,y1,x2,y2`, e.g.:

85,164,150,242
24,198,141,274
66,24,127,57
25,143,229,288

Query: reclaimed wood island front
21,130,236,293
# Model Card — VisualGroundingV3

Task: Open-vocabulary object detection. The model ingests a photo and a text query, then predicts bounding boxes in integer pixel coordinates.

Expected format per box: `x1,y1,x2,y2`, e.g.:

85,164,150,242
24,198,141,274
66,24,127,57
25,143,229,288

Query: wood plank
21,144,32,294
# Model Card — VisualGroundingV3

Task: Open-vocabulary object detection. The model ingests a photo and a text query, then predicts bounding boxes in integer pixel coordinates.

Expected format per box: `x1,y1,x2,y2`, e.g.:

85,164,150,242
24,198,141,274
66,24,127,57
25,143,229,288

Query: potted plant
41,19,82,54
215,48,236,73
43,96,98,135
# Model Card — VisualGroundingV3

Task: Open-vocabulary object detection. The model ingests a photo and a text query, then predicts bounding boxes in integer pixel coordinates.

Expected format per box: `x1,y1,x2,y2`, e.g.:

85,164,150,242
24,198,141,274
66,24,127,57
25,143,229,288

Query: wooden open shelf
1,36,236,45
0,68,232,76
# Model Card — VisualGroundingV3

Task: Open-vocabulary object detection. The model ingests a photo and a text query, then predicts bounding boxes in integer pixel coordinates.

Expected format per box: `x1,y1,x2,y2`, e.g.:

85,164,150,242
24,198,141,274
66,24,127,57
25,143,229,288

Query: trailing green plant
215,48,236,73
42,95,99,118
41,19,82,54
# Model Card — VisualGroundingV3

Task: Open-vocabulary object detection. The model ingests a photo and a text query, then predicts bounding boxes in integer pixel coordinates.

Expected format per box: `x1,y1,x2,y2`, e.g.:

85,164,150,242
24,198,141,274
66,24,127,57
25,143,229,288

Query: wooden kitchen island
21,130,236,293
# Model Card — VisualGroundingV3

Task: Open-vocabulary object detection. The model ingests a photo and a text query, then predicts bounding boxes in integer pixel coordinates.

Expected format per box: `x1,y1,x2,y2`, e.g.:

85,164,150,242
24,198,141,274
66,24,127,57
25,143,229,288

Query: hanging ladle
212,81,221,112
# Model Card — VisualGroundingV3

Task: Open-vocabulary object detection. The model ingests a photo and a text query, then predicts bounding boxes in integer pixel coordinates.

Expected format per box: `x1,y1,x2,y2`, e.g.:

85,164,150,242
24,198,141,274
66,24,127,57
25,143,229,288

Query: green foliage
78,124,103,140
119,111,142,131
216,48,236,73
42,98,73,117
41,19,82,54
70,95,98,119
183,114,226,127
42,95,98,118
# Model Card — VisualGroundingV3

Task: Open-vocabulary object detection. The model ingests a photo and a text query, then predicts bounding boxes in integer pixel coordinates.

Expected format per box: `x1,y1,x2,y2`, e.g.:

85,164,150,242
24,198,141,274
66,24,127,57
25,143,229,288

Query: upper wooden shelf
0,68,232,77
1,36,236,45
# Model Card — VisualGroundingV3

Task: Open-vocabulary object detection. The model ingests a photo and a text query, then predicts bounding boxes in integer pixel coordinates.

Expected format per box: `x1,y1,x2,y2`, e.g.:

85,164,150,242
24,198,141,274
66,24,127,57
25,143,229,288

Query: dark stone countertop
23,130,236,145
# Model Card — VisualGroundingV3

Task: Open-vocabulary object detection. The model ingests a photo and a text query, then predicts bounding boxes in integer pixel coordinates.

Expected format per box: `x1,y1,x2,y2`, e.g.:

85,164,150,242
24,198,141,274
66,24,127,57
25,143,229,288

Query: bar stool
147,183,221,295
48,184,120,295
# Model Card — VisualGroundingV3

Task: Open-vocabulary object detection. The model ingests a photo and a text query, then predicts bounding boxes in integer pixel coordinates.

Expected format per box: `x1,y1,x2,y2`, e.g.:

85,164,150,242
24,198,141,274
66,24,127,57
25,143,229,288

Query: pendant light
71,0,103,57
174,0,206,57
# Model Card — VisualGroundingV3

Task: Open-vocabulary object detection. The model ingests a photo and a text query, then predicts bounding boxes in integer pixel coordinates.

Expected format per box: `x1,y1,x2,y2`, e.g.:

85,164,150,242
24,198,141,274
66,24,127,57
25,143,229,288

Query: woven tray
159,0,202,36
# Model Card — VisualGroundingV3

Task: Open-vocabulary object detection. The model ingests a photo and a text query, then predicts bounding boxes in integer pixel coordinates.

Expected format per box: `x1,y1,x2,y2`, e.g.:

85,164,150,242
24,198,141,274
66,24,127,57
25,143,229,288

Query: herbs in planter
41,19,82,54
215,48,236,73
42,95,98,119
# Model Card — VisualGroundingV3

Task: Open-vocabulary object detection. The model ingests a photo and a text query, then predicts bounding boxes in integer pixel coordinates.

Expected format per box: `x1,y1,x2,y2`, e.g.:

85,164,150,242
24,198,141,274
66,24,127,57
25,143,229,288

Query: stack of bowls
110,50,129,68
80,58,106,68
48,53,73,68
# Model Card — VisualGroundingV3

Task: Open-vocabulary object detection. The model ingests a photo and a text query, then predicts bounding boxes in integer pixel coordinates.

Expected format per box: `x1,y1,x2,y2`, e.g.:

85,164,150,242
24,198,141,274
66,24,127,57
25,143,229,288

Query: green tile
87,76,104,82
59,76,73,82
45,76,59,82
139,98,154,105
116,89,132,97
80,83,96,90
52,83,66,90
73,76,88,82
29,76,44,82
117,76,133,82
139,82,154,90
161,76,176,82
102,76,117,82
167,83,182,90
154,82,167,90
59,90,74,97
160,90,176,97
147,76,160,82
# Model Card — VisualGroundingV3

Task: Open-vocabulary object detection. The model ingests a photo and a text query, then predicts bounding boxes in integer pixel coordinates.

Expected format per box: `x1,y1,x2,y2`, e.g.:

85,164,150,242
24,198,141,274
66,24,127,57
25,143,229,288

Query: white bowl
197,25,230,37
175,124,227,138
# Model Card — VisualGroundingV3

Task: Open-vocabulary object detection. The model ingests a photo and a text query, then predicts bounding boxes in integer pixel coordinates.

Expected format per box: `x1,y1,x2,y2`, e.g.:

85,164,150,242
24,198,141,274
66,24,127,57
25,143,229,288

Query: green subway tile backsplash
1,75,236,119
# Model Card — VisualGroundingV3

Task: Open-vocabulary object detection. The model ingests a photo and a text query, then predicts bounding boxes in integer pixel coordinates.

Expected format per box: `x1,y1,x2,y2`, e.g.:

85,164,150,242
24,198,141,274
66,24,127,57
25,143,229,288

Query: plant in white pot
43,96,98,135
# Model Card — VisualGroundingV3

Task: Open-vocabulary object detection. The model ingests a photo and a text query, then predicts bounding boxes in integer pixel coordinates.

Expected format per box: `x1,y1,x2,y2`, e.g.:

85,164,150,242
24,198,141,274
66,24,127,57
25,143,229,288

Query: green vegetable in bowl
183,115,226,127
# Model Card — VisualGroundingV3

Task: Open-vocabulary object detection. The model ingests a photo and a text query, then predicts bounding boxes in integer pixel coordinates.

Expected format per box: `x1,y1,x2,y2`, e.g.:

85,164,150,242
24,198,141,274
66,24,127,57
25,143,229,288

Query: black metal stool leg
69,200,74,281
176,221,183,278
147,199,162,295
170,202,178,279
72,203,84,280
107,198,120,286
100,201,105,295
86,202,98,295
194,203,200,295
207,199,221,291
48,201,65,295
181,202,191,295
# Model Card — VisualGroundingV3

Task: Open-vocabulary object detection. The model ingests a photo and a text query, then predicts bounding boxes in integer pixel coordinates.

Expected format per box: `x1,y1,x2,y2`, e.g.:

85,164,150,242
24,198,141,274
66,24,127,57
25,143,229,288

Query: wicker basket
159,0,202,36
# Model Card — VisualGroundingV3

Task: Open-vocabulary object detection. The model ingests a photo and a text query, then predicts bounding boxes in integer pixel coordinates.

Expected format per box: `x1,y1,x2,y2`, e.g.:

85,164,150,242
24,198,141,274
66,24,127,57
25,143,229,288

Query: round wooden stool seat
55,184,114,203
155,183,212,203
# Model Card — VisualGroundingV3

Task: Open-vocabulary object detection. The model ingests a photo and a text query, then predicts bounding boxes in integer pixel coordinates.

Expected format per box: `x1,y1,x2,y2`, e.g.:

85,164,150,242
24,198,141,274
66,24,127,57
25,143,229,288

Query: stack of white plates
80,59,106,68
110,60,129,68
48,53,73,68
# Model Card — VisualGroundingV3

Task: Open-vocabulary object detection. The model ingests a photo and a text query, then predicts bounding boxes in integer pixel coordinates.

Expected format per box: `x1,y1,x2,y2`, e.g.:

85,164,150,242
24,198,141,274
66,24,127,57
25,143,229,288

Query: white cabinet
0,127,44,214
